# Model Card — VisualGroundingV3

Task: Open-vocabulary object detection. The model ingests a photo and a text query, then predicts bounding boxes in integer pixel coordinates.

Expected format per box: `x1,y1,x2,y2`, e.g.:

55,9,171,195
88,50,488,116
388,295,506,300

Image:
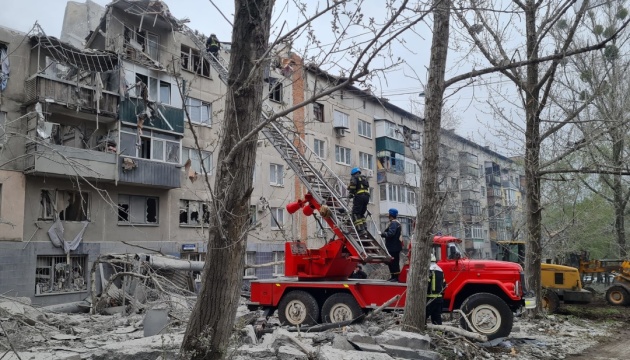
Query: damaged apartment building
0,0,525,306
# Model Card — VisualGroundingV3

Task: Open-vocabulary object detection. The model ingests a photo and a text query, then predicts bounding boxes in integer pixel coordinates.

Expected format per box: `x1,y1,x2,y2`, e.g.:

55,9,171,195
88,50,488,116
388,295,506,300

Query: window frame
185,97,212,126
35,255,88,295
179,199,210,227
39,189,90,222
118,194,159,225
388,183,405,203
313,102,324,122
313,138,326,159
357,119,372,139
120,127,181,164
244,251,256,278
273,251,285,277
270,207,284,230
335,145,352,165
359,152,374,171
180,44,210,78
333,110,349,129
269,163,284,186
268,78,283,103
182,147,213,175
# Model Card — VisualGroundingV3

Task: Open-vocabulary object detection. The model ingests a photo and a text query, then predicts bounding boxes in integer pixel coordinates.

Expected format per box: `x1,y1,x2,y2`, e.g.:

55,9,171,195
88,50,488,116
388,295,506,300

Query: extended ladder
179,27,390,262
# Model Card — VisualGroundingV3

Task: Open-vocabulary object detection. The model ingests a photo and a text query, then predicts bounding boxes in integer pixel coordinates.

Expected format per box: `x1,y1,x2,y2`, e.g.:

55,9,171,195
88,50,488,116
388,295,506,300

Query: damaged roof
109,0,184,30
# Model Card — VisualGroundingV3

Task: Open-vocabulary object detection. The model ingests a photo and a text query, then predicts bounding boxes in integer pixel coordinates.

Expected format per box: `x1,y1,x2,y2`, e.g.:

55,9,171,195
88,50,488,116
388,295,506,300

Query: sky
0,0,519,154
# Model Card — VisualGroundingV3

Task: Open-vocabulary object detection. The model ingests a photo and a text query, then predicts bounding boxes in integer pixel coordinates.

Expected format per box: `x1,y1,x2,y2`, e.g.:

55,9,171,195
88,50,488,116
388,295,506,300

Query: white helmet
430,253,437,262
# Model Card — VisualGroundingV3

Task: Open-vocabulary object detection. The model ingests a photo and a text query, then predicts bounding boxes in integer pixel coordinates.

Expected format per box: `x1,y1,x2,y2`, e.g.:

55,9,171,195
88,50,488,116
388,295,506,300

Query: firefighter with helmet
427,253,445,325
347,167,370,236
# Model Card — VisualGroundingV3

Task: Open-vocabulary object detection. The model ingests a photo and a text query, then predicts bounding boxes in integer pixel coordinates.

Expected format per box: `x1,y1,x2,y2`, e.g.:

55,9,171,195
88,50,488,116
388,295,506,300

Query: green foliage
579,70,592,83
603,26,617,38
557,19,569,30
617,7,628,20
604,44,620,60
593,24,604,35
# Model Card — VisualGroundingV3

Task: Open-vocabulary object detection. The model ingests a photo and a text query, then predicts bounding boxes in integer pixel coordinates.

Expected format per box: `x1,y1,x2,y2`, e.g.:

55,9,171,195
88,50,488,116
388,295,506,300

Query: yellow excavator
495,241,593,313
572,251,630,306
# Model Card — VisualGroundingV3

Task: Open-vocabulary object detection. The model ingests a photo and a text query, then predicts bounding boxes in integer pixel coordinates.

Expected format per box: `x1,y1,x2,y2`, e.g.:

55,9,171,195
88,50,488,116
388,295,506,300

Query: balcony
375,137,404,155
24,74,118,118
24,144,117,181
117,157,180,189
442,212,459,223
119,99,184,134
459,151,478,166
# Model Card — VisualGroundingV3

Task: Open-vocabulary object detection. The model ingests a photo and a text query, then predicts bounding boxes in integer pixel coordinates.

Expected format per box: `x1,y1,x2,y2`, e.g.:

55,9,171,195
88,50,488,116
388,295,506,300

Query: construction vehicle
573,252,630,306
199,43,535,339
495,241,592,313
245,120,535,340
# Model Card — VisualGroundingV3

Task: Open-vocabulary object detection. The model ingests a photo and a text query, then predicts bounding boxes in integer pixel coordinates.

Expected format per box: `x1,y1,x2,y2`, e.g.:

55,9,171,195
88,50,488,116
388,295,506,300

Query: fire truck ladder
182,28,390,262
260,108,390,262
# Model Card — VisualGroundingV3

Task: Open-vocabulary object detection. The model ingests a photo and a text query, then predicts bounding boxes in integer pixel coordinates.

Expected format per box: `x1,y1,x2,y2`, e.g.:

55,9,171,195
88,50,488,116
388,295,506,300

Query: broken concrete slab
277,345,309,360
347,332,377,344
380,344,441,360
0,300,25,316
316,347,394,360
236,345,277,359
241,324,257,344
143,308,169,337
348,341,386,353
90,333,182,360
332,334,356,350
374,329,431,350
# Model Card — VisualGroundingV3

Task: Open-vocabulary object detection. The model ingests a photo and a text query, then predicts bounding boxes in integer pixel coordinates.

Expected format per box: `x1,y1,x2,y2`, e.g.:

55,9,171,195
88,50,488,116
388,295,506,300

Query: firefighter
347,167,370,236
427,253,445,325
349,264,368,279
206,34,220,58
382,208,402,281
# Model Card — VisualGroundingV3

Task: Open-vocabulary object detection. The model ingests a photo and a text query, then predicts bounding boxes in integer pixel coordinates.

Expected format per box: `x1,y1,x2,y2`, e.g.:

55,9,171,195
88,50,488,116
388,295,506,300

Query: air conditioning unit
334,128,346,137
363,169,374,178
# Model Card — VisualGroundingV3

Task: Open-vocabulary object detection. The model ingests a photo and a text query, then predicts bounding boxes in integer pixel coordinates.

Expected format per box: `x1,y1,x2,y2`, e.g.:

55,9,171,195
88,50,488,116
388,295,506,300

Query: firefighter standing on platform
347,167,370,236
427,253,445,325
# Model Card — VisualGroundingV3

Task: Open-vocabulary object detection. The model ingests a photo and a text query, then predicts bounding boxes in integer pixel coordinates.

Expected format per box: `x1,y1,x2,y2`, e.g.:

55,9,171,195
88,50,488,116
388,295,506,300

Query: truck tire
542,288,560,314
321,293,363,323
606,286,630,306
459,293,513,340
277,290,320,326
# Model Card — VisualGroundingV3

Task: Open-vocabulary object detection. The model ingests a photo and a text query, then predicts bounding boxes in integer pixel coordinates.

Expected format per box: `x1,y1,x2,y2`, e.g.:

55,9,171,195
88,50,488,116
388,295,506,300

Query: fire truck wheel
321,293,363,323
606,285,630,306
541,288,560,314
459,293,513,340
277,290,320,326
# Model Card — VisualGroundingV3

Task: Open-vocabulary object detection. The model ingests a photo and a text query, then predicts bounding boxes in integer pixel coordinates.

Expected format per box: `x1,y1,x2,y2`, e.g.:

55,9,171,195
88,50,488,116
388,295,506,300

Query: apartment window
270,207,284,230
335,145,351,165
407,187,417,205
159,81,171,105
244,252,256,278
388,184,405,202
35,255,88,295
313,139,325,158
333,110,349,129
186,98,211,126
180,45,210,77
40,190,90,221
273,251,285,276
120,127,180,164
183,147,212,174
359,152,374,170
118,195,158,224
270,163,284,186
179,200,209,226
126,27,159,61
358,119,372,138
384,121,403,141
313,102,324,122
405,161,419,175
466,225,483,239
380,184,387,201
269,78,283,102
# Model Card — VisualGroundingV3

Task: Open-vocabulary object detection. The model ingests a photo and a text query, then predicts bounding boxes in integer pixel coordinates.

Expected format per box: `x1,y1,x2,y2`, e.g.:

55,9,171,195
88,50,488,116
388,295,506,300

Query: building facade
0,0,524,305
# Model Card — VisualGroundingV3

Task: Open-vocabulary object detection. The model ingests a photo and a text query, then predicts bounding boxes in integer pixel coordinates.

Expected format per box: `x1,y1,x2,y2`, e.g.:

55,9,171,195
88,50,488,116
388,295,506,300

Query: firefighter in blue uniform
347,167,370,236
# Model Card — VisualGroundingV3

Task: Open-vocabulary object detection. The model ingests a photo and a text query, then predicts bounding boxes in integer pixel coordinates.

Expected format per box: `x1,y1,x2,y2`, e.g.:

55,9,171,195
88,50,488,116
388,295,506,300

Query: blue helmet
351,167,361,175
388,208,398,218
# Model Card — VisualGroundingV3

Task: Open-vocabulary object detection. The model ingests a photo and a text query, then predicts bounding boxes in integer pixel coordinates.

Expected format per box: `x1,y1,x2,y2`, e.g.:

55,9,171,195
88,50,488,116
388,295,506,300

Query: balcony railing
24,74,118,116
118,157,181,189
24,143,117,181
119,99,184,134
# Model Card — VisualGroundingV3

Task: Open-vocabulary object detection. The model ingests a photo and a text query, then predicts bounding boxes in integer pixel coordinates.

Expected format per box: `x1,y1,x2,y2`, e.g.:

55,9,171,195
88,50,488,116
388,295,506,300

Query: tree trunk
523,0,543,314
401,0,450,332
181,1,274,359
612,133,627,257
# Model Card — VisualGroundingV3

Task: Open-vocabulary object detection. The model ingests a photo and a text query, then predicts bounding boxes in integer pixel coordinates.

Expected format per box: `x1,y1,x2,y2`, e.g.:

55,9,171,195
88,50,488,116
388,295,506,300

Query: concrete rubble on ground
0,255,624,359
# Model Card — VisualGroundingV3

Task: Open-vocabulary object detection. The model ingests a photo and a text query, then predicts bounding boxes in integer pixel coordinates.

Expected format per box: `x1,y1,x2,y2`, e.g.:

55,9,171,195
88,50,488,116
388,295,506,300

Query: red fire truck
248,122,535,340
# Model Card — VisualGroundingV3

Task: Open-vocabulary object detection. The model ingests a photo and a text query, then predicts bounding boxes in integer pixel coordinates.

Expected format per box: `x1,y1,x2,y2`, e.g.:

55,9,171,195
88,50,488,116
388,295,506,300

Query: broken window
126,27,159,61
179,200,210,226
118,194,158,224
40,190,90,221
35,255,88,295
268,78,283,102
180,45,210,77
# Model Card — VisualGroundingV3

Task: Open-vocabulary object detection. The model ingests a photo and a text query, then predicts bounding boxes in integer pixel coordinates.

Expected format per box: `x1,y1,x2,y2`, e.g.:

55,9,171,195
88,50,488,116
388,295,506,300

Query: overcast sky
0,0,515,153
